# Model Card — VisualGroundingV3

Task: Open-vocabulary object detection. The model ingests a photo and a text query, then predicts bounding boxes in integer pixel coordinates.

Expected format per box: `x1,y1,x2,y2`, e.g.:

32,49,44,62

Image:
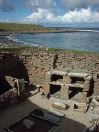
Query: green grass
0,46,98,55
0,23,45,32
0,23,80,33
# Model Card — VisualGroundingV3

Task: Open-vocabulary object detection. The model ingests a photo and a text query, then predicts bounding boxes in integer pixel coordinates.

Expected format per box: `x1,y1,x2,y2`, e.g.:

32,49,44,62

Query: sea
8,28,99,52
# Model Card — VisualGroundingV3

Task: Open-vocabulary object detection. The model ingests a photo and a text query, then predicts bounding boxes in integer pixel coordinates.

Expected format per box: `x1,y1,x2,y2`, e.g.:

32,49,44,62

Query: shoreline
0,35,24,48
0,29,80,36
0,31,99,54
0,28,99,36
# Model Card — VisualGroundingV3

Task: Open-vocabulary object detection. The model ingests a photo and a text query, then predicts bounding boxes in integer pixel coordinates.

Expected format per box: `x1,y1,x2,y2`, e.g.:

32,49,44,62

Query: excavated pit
0,49,99,132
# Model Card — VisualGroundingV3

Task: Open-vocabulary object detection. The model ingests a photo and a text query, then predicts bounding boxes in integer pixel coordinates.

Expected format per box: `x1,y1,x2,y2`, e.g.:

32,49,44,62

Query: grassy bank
0,46,98,55
0,23,79,34
0,23,45,32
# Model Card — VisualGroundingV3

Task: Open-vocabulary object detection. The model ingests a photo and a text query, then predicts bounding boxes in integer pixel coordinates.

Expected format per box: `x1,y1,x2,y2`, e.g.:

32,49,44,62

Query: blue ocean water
11,29,99,52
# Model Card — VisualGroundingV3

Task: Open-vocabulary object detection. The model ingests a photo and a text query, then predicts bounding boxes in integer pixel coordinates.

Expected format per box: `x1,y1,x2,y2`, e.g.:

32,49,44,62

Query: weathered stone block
83,80,90,92
52,102,66,110
43,84,50,94
61,85,69,100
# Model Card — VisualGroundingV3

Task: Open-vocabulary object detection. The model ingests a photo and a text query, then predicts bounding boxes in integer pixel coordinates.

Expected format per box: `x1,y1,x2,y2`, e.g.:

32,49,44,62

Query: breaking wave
77,29,99,33
6,35,42,47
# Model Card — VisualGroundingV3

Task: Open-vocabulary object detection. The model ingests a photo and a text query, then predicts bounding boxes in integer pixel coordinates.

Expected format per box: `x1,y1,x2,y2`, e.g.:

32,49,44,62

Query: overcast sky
0,0,99,27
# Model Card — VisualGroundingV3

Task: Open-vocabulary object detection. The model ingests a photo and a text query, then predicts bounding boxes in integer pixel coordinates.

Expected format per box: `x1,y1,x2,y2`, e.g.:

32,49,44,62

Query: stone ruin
41,70,94,112
0,78,27,111
0,52,29,111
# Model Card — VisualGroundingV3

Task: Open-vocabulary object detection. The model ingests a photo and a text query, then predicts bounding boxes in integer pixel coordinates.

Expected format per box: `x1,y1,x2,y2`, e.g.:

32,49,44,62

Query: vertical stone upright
43,83,50,95
63,75,71,84
61,85,69,100
84,76,92,91
46,71,51,83
83,76,92,98
83,80,90,92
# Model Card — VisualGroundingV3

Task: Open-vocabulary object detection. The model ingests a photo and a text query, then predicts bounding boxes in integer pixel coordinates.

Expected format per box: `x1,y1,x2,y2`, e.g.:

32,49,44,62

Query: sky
0,0,99,27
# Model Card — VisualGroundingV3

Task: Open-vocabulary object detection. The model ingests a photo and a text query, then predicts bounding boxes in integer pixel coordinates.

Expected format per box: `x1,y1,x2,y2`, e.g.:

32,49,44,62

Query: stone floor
0,92,93,132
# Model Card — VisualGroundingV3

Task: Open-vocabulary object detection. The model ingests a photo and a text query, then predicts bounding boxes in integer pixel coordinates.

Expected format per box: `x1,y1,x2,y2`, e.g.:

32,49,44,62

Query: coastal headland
0,23,86,36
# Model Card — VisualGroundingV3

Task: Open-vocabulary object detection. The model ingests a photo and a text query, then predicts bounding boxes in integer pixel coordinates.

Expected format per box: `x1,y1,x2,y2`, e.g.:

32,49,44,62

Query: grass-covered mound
0,23,45,32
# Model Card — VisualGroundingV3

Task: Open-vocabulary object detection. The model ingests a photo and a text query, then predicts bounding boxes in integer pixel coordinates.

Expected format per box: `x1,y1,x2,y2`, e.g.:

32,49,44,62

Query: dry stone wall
0,49,99,89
